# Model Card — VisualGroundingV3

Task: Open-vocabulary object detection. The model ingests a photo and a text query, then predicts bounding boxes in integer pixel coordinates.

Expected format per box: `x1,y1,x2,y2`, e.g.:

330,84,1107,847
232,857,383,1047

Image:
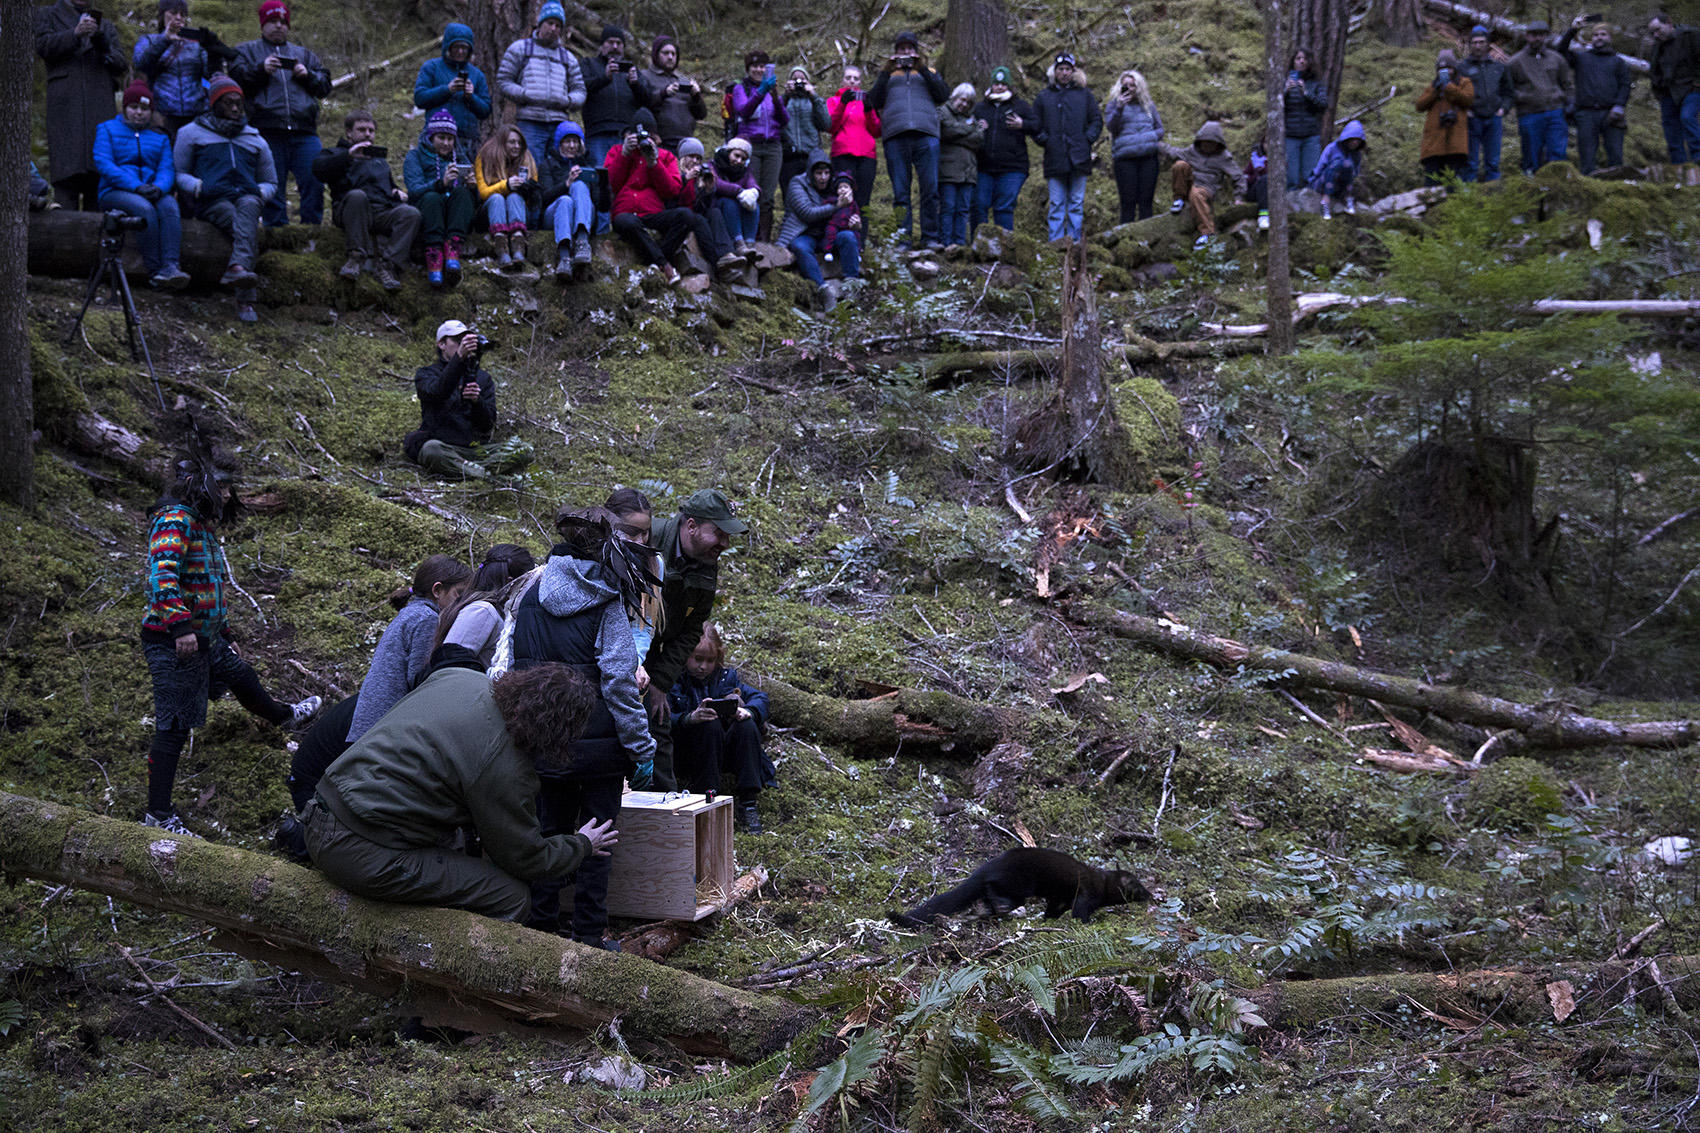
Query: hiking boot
508,230,527,267
736,799,764,834
495,233,513,268
373,259,402,291
1169,199,1185,214
425,244,445,288
273,811,310,863
150,266,191,290
143,809,198,838
220,262,259,288
460,460,489,480
572,230,592,265
1343,196,1357,215
236,302,258,323
554,244,573,282
288,695,323,728
338,254,366,281
817,282,837,313
716,252,744,271
660,264,681,285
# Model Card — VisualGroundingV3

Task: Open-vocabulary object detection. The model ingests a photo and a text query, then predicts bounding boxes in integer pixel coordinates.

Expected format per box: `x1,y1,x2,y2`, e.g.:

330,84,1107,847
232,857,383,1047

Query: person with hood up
228,0,332,225
313,109,419,290
1416,49,1474,185
496,2,586,164
728,50,791,241
507,508,660,948
35,0,131,210
1459,26,1515,182
868,31,949,249
95,83,192,291
938,83,985,246
970,66,1036,235
1646,12,1700,164
1306,119,1366,219
827,63,882,210
540,121,598,281
1105,68,1165,222
1032,53,1102,243
1282,48,1329,189
780,65,832,205
134,0,216,138
1558,17,1632,175
778,150,863,310
414,23,493,165
1507,20,1573,173
1162,121,1246,249
173,75,276,322
639,34,708,151
404,109,479,287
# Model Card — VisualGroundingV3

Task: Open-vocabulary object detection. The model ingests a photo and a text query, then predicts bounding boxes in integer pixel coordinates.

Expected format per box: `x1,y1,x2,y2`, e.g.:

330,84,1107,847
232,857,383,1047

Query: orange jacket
1416,76,1474,160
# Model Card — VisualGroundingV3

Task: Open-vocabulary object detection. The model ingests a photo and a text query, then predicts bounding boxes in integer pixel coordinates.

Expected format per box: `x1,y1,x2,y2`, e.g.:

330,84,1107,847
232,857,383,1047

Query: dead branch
115,944,238,1050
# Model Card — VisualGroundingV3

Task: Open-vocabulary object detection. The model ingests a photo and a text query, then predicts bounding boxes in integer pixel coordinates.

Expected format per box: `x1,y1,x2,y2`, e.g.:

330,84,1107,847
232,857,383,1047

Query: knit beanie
122,80,155,109
536,1,566,27
600,25,628,47
724,136,752,158
744,49,770,70
990,65,1012,85
257,0,289,27
208,75,244,106
894,31,920,49
651,34,676,68
631,107,658,134
427,108,458,138
677,137,705,159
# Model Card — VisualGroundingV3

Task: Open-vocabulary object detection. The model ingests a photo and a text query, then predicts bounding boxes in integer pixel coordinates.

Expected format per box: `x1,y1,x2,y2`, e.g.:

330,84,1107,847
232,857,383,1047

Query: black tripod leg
63,258,110,346
112,260,165,411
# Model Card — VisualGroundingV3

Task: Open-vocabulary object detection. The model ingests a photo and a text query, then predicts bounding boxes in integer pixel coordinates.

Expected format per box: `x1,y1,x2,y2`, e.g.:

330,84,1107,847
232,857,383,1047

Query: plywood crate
605,791,735,922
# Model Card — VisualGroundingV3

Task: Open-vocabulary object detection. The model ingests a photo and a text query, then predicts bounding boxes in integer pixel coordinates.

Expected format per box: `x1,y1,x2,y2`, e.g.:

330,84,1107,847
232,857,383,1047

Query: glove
629,759,655,790
756,75,776,96
737,186,759,210
139,185,165,202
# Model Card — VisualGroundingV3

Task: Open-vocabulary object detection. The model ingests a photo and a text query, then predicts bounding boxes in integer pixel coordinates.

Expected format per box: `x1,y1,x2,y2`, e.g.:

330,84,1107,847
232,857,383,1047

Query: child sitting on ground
666,624,775,832
821,170,862,264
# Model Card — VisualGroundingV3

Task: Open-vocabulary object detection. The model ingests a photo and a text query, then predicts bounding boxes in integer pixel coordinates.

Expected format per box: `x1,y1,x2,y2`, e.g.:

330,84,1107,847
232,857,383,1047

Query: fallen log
30,209,238,288
1241,953,1700,1030
1087,608,1700,751
763,677,1016,758
328,38,436,90
0,791,814,1061
1532,299,1700,317
1420,0,1649,73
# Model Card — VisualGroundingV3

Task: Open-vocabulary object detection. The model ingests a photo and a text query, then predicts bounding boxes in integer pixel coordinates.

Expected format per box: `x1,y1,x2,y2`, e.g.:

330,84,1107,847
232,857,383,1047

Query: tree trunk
762,677,1016,758
0,791,814,1061
1084,608,1700,750
0,0,35,508
30,209,240,287
1006,242,1136,486
1262,0,1294,356
468,0,531,134
938,0,1010,89
1370,0,1425,47
1291,0,1354,139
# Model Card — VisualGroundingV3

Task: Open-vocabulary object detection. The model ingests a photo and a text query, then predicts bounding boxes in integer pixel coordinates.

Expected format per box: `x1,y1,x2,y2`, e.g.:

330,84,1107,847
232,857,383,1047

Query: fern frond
988,1038,1078,1125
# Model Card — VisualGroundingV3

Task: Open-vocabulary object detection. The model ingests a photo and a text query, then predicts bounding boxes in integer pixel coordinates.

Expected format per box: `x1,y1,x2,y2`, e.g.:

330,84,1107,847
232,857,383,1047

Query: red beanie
257,0,290,27
208,75,243,106
122,80,155,109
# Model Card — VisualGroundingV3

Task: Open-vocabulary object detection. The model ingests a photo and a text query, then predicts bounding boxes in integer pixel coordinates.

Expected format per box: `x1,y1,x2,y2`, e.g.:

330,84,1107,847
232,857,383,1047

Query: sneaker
236,302,258,323
715,252,744,271
1344,197,1357,215
817,282,837,313
572,231,593,265
288,695,323,728
1258,209,1269,230
220,262,259,288
143,809,198,838
373,260,402,292
1321,202,1333,220
150,267,191,290
338,255,365,281
660,264,681,285
922,239,944,252
1169,199,1185,215
1193,234,1212,249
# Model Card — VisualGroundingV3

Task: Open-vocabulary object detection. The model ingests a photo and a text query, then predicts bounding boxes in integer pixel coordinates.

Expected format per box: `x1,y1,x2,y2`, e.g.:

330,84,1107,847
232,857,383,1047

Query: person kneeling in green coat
301,661,618,920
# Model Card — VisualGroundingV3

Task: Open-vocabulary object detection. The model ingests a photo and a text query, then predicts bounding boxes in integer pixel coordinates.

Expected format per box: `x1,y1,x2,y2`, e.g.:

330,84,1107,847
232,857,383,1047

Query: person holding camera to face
639,35,708,151
780,65,832,208
828,64,883,210
867,31,949,251
1558,16,1632,175
414,23,493,166
670,137,746,275
135,0,222,140
729,50,791,242
1416,48,1475,184
35,0,130,210
95,82,192,290
497,3,587,165
580,26,644,171
607,109,707,284
229,1,332,226
404,110,479,287
404,321,532,481
1508,20,1574,173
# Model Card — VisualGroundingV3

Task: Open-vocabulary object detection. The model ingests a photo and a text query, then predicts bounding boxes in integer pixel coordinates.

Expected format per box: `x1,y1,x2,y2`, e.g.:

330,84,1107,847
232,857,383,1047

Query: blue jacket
1282,75,1329,138
1106,98,1164,159
134,32,210,118
1307,119,1365,192
173,115,278,206
402,133,465,197
666,665,770,732
413,24,493,151
93,117,175,199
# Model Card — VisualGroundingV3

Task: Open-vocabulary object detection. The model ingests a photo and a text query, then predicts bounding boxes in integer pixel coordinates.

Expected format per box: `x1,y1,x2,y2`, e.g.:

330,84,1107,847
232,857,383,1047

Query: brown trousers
1170,161,1218,235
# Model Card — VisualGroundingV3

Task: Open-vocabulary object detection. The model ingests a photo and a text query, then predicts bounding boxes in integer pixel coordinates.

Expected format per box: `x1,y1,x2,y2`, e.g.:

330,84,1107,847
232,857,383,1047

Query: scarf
197,112,248,138
985,89,1012,102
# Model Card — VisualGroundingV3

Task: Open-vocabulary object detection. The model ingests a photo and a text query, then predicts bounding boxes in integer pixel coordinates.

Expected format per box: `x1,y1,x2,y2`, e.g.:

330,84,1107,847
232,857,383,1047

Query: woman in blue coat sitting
95,81,190,289
667,624,776,833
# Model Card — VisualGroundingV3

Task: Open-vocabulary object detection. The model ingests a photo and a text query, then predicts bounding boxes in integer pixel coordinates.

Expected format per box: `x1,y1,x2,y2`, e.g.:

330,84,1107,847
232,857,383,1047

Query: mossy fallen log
1088,608,1700,751
0,791,814,1061
29,209,239,288
763,677,1016,758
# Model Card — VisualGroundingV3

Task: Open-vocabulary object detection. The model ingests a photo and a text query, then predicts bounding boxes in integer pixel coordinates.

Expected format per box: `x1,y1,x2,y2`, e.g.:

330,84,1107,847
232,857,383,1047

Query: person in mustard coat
1416,49,1474,185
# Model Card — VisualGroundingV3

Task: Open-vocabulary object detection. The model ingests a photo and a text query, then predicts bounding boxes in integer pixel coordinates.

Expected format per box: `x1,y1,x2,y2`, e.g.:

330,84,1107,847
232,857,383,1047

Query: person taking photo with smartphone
414,22,493,165
639,34,708,152
229,0,332,225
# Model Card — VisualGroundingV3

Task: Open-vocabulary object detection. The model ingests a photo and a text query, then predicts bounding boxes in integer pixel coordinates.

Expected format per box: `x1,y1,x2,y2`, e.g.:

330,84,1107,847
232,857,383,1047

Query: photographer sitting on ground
672,138,746,277
404,320,535,481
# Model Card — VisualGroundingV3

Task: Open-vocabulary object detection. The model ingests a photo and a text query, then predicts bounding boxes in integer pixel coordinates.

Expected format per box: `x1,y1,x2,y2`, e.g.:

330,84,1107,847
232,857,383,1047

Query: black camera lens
103,210,147,232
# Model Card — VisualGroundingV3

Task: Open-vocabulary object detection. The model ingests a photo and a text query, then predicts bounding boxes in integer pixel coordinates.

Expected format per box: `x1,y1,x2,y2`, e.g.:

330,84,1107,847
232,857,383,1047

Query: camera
102,210,147,234
463,331,494,355
843,90,860,102
616,58,635,72
895,54,917,69
362,144,388,158
632,123,654,149
1438,107,1458,127
790,79,808,93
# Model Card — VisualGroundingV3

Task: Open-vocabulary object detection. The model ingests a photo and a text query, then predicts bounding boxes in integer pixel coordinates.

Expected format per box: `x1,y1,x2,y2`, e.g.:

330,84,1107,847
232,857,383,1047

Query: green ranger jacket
644,513,720,695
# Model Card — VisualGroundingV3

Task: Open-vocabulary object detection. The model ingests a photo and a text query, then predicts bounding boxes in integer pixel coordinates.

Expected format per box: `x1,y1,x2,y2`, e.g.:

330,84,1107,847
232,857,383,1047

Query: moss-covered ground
10,0,1700,1129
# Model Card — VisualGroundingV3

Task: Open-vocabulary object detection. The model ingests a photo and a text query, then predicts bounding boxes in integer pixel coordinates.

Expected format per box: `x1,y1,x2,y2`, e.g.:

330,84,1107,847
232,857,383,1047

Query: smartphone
700,697,740,724
363,145,387,158
764,63,776,81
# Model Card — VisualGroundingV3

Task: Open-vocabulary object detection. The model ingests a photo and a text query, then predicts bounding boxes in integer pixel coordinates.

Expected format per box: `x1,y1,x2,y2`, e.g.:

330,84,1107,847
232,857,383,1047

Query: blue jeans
883,131,940,244
99,189,182,273
1517,107,1567,173
715,196,758,242
1045,172,1087,241
484,191,528,229
1658,91,1700,164
259,129,323,226
939,181,973,245
790,230,861,287
972,169,1026,232
1285,134,1321,189
516,120,560,166
544,181,594,243
1465,114,1504,181
586,131,622,233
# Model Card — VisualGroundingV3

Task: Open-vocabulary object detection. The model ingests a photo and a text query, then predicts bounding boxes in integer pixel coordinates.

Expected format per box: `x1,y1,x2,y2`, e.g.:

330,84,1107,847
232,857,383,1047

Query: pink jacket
828,89,882,159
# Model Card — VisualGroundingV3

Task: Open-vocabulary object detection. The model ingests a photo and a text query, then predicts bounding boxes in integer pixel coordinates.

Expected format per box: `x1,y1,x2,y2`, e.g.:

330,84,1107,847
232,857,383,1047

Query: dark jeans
611,208,701,266
1466,113,1504,181
416,185,477,244
1284,134,1321,189
1573,108,1625,175
142,632,289,813
832,154,877,209
884,131,940,244
1517,107,1567,173
98,190,182,274
200,194,263,269
530,773,622,940
1659,91,1700,164
1112,154,1159,222
259,129,323,225
972,169,1026,232
939,181,973,245
287,695,358,811
675,717,775,795
335,190,421,264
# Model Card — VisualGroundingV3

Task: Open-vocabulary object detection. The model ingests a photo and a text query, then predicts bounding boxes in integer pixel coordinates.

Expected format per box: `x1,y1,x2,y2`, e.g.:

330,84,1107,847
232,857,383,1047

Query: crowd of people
38,0,1699,314
142,413,761,948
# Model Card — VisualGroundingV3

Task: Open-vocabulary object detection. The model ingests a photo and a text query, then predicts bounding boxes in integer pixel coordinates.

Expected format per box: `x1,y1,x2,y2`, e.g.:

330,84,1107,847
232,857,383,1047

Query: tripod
64,218,164,410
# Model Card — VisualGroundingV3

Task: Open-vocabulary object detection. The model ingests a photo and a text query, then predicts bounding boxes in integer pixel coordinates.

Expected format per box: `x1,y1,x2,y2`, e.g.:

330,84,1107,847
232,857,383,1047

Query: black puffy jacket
1032,80,1101,179
971,96,1036,175
1282,76,1328,138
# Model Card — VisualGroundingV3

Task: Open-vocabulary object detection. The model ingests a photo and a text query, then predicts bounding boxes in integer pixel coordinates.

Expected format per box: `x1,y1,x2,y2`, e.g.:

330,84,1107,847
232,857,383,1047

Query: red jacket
606,142,682,216
828,89,882,159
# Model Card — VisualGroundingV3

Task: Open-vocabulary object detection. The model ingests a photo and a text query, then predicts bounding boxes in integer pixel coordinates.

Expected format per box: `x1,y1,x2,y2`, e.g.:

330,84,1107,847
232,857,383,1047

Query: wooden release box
605,791,736,922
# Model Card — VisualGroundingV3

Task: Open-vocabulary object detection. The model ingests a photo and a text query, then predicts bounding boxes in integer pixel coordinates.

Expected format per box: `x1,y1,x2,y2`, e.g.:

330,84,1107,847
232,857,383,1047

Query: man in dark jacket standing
868,31,948,250
1507,20,1573,173
1559,18,1632,175
643,490,748,793
404,321,533,480
580,25,643,169
1647,12,1700,164
970,66,1035,235
34,0,129,210
1459,27,1514,181
312,110,420,290
228,0,332,225
1033,54,1101,243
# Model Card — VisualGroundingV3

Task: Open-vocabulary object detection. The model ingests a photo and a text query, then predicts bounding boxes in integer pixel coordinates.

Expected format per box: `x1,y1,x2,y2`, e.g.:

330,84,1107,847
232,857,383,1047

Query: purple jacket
711,152,757,198
729,79,789,143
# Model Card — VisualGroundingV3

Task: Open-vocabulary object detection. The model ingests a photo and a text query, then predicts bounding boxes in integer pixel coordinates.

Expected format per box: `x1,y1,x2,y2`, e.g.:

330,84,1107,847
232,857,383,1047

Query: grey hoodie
532,554,655,762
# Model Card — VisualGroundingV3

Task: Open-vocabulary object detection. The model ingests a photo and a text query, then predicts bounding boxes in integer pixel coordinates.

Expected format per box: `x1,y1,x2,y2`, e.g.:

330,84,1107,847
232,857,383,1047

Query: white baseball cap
435,319,470,341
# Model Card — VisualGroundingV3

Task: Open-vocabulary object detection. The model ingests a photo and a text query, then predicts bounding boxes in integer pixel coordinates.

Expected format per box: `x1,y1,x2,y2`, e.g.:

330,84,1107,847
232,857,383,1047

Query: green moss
1467,756,1565,831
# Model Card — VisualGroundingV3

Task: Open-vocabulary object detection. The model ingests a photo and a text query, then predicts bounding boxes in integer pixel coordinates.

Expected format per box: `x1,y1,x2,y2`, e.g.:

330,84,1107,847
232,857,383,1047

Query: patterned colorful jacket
143,502,227,638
